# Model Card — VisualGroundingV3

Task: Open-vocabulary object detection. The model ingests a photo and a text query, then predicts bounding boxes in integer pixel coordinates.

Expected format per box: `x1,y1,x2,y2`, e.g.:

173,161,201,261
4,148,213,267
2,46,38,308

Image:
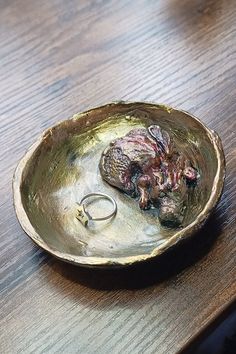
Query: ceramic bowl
13,102,225,267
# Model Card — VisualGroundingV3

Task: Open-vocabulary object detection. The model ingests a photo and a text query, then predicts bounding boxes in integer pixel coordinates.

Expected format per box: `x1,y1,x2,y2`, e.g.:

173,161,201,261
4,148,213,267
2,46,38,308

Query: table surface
0,0,235,353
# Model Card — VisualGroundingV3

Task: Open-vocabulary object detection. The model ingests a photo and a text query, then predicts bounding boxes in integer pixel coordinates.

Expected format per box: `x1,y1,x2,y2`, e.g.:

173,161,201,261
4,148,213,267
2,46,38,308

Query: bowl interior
19,103,220,261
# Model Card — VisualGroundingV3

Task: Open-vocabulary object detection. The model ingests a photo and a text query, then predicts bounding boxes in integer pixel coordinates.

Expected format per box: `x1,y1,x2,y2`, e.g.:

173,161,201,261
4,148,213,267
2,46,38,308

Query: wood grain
0,0,235,353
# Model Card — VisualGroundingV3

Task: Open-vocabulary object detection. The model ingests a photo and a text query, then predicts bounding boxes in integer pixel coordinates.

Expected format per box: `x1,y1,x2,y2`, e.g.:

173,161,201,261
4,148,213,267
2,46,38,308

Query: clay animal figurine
99,125,198,227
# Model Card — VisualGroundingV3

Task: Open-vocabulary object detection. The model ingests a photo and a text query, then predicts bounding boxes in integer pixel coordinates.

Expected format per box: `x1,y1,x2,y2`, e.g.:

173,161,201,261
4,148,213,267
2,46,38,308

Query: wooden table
0,1,235,353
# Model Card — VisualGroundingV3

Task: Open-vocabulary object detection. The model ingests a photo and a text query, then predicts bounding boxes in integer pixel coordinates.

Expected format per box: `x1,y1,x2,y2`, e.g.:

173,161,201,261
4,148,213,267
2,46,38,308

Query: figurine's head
158,195,185,227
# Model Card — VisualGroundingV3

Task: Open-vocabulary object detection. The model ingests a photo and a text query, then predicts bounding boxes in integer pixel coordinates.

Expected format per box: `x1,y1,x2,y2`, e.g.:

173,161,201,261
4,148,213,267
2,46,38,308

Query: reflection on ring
76,192,117,227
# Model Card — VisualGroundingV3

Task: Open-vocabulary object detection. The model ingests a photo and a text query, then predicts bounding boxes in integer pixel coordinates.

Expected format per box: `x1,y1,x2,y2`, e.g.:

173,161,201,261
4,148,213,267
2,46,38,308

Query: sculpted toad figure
99,125,198,227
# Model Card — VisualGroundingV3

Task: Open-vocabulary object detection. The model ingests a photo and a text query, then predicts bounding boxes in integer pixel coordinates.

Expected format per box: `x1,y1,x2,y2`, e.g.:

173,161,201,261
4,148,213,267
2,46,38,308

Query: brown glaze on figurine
100,125,198,227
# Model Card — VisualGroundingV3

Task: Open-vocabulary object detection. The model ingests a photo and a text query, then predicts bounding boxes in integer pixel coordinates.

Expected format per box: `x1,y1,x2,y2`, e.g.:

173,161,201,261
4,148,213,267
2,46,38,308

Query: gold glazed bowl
13,102,225,267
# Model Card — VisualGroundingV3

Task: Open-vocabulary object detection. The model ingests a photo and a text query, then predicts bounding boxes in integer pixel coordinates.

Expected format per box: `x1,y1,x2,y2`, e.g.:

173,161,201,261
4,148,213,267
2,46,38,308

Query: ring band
76,192,117,226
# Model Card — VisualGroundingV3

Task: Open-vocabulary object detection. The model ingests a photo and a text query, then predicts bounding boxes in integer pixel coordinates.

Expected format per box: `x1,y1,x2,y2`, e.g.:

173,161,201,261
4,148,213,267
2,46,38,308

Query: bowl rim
13,101,226,267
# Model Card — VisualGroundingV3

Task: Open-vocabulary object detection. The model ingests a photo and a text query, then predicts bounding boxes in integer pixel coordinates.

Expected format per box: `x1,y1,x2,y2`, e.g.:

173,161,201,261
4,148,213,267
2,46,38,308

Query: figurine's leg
150,184,160,206
137,175,151,210
121,168,135,194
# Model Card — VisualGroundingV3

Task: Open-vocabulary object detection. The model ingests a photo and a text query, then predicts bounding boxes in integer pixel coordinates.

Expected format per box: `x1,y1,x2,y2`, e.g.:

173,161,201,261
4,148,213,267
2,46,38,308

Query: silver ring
76,192,117,227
